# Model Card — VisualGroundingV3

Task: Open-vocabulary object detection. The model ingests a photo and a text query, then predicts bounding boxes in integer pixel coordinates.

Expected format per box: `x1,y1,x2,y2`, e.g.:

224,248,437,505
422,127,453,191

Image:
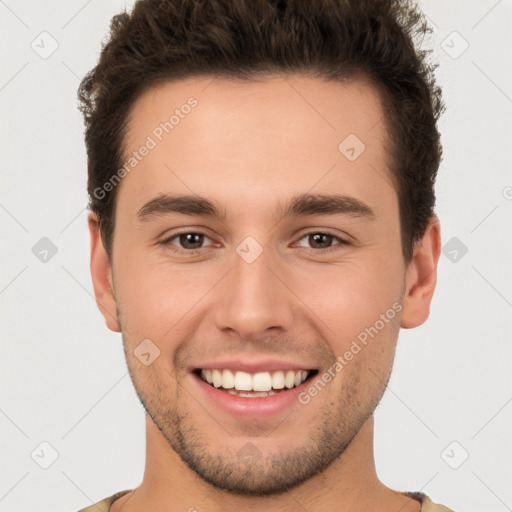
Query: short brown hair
78,0,444,263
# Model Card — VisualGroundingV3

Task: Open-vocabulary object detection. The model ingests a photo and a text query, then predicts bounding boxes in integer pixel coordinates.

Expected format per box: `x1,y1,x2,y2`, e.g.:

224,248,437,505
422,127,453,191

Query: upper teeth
200,369,309,391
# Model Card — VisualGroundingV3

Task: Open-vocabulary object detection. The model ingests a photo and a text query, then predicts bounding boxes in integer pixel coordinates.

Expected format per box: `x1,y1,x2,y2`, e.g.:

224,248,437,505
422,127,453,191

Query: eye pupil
180,233,204,249
310,233,332,249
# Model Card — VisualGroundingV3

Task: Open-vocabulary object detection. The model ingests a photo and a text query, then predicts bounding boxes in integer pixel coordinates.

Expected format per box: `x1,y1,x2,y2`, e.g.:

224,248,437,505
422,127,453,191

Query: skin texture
89,75,441,511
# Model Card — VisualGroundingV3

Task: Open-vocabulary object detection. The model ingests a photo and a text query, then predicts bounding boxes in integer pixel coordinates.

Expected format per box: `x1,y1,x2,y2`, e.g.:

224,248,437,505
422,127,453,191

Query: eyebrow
136,193,376,223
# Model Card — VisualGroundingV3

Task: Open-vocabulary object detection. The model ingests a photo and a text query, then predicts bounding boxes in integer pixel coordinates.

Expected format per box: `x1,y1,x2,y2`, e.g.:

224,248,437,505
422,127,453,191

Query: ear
400,216,441,329
88,212,121,332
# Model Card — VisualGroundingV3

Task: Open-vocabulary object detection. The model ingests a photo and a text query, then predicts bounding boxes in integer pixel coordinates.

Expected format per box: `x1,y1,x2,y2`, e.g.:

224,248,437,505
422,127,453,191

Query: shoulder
75,489,132,512
403,491,457,512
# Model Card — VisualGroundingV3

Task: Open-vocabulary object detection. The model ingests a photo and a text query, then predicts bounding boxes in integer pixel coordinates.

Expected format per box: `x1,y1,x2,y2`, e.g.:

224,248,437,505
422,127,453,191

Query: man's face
106,75,408,495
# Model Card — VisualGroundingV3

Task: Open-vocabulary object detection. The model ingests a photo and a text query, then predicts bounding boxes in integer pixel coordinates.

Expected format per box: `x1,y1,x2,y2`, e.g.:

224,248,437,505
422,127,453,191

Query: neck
111,414,421,512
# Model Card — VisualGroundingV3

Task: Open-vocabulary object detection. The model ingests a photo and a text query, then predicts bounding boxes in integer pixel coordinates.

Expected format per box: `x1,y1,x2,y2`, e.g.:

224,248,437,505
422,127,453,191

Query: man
77,0,454,510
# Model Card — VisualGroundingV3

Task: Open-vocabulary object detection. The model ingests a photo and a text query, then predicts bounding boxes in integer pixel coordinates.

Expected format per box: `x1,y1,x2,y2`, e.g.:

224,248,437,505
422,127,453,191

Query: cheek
289,258,403,344
114,252,218,337
113,227,404,348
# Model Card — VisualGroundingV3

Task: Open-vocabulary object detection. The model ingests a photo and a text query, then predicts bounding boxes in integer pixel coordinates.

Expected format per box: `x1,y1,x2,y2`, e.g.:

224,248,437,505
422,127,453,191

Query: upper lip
189,358,317,373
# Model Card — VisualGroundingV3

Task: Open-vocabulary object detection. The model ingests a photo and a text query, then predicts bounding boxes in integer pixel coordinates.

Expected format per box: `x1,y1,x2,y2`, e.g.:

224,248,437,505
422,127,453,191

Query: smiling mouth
193,368,319,397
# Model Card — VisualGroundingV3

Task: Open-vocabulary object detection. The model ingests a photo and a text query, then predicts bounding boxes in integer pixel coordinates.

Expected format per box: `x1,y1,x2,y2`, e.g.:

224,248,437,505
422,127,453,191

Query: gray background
1,1,511,511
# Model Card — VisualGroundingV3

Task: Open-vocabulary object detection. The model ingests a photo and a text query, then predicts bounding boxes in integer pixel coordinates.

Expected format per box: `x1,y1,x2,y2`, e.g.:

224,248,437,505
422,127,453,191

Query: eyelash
159,231,351,255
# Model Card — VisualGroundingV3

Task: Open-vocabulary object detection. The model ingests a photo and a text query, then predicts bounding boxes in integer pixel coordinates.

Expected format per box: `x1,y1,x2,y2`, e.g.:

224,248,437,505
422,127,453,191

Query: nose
213,246,294,340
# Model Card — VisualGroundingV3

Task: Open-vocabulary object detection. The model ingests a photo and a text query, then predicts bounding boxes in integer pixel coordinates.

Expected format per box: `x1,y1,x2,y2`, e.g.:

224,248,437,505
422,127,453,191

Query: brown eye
178,233,205,249
295,232,350,252
308,233,334,249
161,232,213,253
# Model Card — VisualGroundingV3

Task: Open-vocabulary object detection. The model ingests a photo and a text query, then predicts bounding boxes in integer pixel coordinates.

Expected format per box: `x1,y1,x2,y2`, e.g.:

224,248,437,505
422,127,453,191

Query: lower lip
191,372,313,419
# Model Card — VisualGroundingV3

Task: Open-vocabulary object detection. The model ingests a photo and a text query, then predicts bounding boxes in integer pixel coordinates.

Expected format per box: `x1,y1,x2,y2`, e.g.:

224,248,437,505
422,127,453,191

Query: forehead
119,74,395,219
125,74,387,153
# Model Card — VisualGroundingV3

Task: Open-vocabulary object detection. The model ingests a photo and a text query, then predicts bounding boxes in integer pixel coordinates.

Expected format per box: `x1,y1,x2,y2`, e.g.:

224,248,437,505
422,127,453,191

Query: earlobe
400,216,441,329
88,212,121,333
